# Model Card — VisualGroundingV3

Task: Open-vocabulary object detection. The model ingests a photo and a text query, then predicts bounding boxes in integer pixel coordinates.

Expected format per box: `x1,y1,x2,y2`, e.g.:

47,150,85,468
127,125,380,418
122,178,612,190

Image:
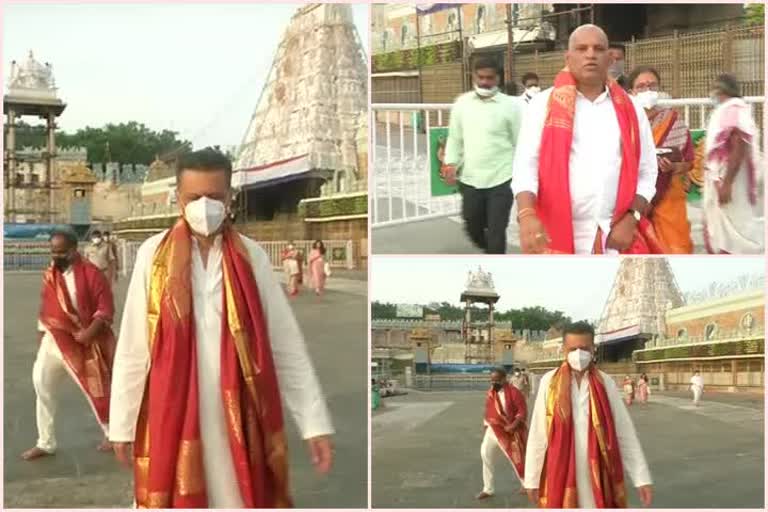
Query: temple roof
145,156,174,182
233,3,367,179
597,258,684,340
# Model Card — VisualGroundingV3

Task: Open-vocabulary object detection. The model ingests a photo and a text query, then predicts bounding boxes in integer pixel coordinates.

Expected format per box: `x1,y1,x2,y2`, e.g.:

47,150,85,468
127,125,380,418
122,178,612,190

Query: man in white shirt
512,24,659,255
109,148,334,508
478,368,528,500
524,321,653,508
690,370,704,406
443,58,523,254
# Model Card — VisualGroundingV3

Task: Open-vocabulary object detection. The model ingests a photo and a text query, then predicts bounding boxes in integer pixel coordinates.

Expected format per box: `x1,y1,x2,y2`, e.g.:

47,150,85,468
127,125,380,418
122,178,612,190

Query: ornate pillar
5,108,17,222
46,111,57,222
489,303,494,344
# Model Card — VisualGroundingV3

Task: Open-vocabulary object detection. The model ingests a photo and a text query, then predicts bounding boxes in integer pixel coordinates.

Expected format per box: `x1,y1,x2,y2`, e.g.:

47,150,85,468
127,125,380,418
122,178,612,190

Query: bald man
512,24,660,255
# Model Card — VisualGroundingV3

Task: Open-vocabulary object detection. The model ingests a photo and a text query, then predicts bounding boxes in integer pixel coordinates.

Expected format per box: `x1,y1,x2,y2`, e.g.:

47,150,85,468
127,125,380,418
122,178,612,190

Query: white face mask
92,237,102,245
567,348,593,372
525,86,541,96
474,85,499,98
636,90,659,110
184,196,227,236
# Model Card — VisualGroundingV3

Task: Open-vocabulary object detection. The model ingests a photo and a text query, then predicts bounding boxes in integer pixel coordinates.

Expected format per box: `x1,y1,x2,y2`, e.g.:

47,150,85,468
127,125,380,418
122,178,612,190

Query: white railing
372,103,457,227
371,97,765,228
117,238,354,277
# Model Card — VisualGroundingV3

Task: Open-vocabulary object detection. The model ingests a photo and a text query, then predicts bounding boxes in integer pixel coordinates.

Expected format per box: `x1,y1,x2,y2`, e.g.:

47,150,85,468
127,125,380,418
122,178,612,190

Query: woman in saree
702,74,763,254
622,375,635,406
281,242,302,296
637,373,650,405
628,65,695,253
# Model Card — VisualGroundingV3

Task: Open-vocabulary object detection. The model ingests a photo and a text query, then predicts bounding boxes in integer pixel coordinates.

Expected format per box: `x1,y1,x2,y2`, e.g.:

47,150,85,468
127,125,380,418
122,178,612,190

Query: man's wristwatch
627,208,642,222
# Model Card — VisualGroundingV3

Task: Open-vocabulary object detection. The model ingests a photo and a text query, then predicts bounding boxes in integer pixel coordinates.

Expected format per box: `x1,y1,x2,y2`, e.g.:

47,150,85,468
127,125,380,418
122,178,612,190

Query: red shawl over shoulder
132,219,291,508
484,383,528,479
537,69,666,254
539,363,627,508
38,255,116,425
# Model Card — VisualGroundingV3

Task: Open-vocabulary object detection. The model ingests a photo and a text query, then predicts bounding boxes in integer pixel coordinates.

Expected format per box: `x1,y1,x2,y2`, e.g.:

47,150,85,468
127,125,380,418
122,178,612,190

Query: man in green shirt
443,58,523,254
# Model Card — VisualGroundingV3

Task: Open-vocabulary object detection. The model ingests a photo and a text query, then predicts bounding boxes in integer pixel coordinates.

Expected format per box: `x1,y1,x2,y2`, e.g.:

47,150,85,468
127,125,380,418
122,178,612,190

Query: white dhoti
32,333,109,453
480,428,522,495
32,335,67,453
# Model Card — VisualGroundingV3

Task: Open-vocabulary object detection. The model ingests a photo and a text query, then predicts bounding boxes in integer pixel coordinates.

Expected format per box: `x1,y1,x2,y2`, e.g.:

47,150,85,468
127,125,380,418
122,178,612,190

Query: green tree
11,121,191,164
371,301,398,319
745,3,764,25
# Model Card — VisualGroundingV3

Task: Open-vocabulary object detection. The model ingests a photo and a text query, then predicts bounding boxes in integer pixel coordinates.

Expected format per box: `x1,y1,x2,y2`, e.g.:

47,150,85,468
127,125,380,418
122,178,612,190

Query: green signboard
429,127,458,197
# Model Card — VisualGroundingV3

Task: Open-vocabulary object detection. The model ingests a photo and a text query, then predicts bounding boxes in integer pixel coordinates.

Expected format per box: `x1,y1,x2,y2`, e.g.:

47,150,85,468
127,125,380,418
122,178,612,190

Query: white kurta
109,231,334,508
524,368,652,508
512,86,658,254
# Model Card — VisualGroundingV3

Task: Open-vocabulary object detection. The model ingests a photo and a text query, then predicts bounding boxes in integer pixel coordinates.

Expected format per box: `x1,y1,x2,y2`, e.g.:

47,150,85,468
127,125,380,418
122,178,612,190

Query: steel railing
5,239,355,276
371,97,765,228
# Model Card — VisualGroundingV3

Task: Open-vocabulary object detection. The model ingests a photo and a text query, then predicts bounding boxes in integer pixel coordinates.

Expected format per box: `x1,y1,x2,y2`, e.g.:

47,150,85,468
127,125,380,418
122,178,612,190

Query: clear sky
2,2,369,149
371,257,765,322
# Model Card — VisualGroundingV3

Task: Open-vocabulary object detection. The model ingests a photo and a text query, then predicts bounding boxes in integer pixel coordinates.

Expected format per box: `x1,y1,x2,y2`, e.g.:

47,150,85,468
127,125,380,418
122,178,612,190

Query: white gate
372,103,458,228
371,96,765,229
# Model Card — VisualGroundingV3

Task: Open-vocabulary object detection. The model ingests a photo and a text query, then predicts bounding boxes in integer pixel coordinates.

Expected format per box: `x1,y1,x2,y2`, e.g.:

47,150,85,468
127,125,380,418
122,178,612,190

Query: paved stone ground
372,389,764,508
4,272,367,508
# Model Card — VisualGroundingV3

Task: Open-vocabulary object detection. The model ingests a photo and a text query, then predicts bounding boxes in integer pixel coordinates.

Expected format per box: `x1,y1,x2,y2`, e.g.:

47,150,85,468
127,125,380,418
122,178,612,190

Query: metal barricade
371,96,765,229
118,239,355,277
372,103,459,228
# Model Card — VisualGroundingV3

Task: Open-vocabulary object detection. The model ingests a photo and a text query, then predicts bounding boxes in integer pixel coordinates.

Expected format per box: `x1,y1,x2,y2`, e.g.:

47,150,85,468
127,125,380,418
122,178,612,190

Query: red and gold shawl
537,69,666,254
38,255,116,425
484,383,528,479
132,219,291,508
538,363,627,508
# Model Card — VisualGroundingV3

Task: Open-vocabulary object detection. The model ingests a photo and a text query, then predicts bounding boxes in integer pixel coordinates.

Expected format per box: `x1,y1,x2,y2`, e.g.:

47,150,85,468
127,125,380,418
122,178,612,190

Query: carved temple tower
461,267,500,364
596,257,685,361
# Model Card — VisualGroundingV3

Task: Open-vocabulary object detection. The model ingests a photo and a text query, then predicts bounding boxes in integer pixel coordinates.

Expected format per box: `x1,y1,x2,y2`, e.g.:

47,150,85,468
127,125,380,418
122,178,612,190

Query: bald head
566,24,611,86
568,24,609,50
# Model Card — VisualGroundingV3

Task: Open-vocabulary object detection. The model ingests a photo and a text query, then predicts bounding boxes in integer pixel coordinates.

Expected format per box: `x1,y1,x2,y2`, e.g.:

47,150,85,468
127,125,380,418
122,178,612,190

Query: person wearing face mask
22,229,116,461
443,58,523,254
608,43,628,90
512,25,662,255
477,368,528,500
520,72,541,104
108,148,334,508
524,321,653,508
84,229,116,284
628,65,695,254
702,73,763,254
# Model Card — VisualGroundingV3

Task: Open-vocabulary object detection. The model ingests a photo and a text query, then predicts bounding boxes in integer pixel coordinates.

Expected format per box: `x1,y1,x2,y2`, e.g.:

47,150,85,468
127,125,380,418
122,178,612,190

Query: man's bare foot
97,439,113,452
476,491,493,500
21,447,53,461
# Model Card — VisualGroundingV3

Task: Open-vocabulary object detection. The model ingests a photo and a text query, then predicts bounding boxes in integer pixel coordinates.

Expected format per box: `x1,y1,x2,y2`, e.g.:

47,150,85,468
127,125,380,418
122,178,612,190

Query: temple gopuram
528,258,764,394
